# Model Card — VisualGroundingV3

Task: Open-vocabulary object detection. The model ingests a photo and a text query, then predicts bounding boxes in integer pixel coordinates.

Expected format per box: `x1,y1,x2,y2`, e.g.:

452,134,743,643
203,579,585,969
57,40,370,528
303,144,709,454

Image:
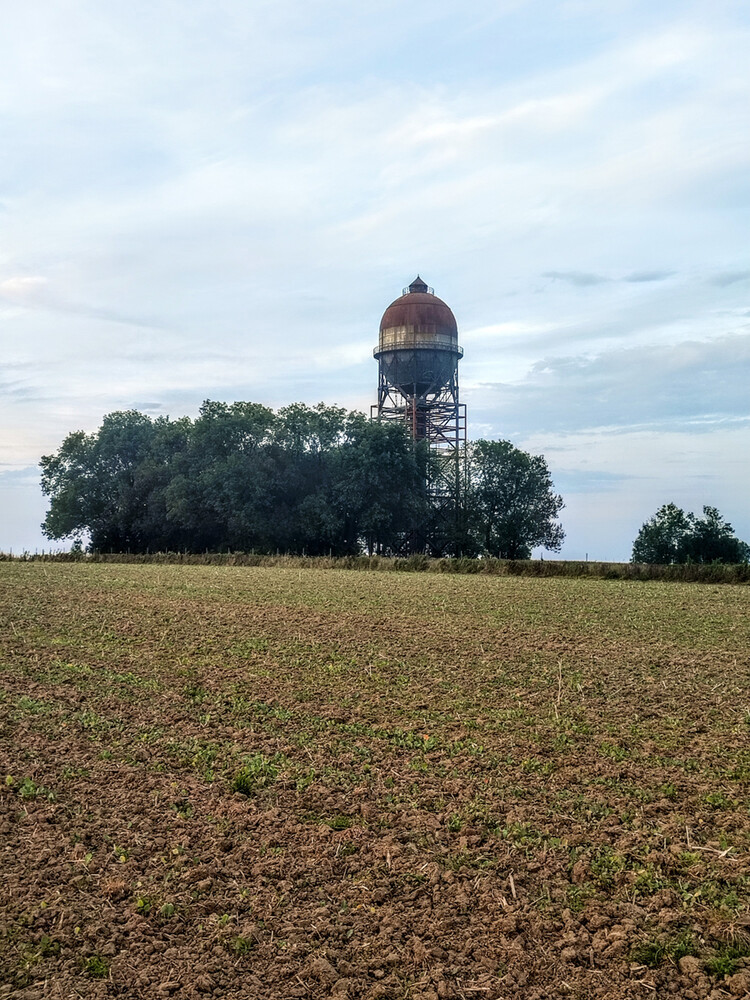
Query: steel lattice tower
372,276,466,553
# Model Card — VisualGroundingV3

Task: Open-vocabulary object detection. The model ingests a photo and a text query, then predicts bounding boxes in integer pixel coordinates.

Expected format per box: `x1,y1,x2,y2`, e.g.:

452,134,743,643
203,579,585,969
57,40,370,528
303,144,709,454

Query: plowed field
1,563,749,999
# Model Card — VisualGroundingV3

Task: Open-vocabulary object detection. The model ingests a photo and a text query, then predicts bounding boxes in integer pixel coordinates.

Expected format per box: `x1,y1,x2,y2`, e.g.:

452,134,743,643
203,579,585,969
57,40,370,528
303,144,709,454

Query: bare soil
1,563,749,999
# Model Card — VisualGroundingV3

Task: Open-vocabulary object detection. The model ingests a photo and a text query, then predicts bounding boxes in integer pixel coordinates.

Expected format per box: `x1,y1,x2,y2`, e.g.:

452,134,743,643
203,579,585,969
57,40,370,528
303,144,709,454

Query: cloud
470,333,750,437
0,362,46,401
0,467,50,555
515,424,750,561
0,2,749,559
0,276,50,302
461,320,557,343
0,466,39,485
546,468,633,494
624,270,675,283
541,269,675,289
710,270,750,287
0,273,166,330
129,402,168,415
542,271,610,287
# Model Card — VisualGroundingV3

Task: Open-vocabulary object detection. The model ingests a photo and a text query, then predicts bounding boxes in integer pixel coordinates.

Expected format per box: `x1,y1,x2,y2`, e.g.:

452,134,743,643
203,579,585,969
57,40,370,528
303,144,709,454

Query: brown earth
1,563,749,1000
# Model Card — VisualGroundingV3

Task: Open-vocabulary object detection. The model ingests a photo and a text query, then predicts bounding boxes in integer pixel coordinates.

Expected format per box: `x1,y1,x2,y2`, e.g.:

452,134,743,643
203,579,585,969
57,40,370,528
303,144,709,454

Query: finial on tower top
408,275,429,294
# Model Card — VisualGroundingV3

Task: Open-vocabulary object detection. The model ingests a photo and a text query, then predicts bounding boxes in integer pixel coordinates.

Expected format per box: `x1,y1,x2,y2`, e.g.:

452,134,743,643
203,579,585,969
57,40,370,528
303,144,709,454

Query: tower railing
373,343,463,359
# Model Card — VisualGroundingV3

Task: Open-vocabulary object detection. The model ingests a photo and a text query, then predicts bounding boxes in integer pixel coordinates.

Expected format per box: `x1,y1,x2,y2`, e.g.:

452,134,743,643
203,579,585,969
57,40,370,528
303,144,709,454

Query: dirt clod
2,563,749,1000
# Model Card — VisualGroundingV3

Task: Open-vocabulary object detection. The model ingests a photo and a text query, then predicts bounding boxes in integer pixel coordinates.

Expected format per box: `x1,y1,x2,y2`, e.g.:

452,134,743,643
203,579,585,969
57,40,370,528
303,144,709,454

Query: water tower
373,276,466,551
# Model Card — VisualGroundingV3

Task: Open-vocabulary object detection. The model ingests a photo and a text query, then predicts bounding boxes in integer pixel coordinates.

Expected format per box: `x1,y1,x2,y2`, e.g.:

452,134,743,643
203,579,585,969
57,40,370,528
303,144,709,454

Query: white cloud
0,0,749,556
0,275,50,304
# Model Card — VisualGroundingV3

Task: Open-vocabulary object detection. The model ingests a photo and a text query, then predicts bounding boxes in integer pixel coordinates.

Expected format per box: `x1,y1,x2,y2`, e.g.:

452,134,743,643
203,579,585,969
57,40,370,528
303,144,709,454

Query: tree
334,416,429,555
630,503,691,565
631,503,749,564
469,440,565,558
168,400,278,551
39,429,94,545
682,506,750,564
40,401,428,556
40,410,161,551
40,405,566,559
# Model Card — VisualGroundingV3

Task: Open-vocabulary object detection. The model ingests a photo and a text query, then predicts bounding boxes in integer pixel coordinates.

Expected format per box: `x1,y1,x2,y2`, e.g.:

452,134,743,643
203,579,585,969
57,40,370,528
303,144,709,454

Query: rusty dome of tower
378,276,458,343
374,276,462,400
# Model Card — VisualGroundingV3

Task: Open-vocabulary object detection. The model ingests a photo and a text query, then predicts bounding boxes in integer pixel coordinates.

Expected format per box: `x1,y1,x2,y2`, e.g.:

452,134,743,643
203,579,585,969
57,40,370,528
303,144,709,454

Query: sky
1,0,748,560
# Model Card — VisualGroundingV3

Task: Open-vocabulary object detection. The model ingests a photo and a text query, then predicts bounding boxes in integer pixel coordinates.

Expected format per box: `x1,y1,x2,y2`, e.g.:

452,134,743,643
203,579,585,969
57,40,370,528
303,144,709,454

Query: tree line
631,502,749,564
40,401,565,558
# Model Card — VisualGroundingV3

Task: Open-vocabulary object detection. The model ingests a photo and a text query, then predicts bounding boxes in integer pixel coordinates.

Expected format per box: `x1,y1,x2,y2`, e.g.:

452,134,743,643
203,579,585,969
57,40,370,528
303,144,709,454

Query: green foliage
632,503,749,565
40,401,431,556
590,846,627,887
703,791,732,809
631,929,698,967
40,401,569,559
231,754,279,796
469,439,565,558
704,939,750,978
12,776,56,801
36,935,61,959
231,935,254,955
326,814,353,830
83,955,109,978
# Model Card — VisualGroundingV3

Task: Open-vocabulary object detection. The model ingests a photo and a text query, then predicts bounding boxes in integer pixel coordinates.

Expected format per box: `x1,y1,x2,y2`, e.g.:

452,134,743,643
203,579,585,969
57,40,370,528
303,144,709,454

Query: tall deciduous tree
335,416,430,555
469,440,565,558
630,502,691,565
41,404,566,559
40,410,163,551
684,506,750,563
632,503,749,564
41,401,430,555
